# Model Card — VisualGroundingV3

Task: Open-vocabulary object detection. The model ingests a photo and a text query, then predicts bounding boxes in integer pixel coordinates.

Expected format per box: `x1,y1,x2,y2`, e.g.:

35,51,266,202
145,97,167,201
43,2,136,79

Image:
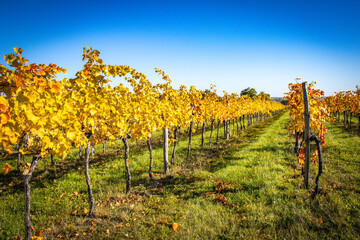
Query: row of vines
285,80,360,199
325,89,360,129
0,47,285,239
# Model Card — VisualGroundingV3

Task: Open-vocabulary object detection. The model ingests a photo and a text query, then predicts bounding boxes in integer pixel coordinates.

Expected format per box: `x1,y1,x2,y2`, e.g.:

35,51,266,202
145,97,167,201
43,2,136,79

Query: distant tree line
240,87,270,100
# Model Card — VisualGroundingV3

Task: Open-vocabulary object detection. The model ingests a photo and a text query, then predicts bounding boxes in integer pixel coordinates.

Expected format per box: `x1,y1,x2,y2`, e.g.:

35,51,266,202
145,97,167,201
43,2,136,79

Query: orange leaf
3,163,11,175
22,168,30,176
35,229,43,236
50,81,61,93
37,69,46,76
172,223,180,232
0,96,8,113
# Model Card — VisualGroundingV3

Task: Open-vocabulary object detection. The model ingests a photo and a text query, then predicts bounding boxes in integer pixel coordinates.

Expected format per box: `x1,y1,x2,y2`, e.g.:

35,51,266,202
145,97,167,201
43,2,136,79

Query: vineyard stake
302,82,311,189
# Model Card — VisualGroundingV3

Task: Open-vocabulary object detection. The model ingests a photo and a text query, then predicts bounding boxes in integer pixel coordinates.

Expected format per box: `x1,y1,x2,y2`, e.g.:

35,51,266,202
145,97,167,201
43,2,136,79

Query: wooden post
187,122,194,160
85,138,95,215
103,140,106,154
79,145,83,160
122,135,131,195
201,122,206,149
216,120,220,144
209,120,215,147
226,120,230,139
223,120,226,138
171,128,178,166
147,137,154,180
302,82,311,189
91,146,95,156
163,128,169,174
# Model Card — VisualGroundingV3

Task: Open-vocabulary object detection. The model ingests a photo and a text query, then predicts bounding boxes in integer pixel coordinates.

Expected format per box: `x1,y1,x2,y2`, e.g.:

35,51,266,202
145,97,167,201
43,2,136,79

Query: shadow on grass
0,151,122,195
123,112,287,203
0,121,225,196
329,120,360,136
0,112,285,205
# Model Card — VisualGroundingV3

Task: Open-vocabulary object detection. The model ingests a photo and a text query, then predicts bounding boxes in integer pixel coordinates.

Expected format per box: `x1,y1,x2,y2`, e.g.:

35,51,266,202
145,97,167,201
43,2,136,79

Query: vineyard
1,48,360,239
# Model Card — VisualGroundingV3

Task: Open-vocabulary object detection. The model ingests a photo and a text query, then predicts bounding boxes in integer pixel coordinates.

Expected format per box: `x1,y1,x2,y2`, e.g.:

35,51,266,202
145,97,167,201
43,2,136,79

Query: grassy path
1,112,360,239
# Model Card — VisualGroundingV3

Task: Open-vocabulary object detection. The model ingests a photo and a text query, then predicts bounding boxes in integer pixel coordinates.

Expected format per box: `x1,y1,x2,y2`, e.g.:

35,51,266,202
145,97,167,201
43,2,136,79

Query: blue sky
1,0,359,97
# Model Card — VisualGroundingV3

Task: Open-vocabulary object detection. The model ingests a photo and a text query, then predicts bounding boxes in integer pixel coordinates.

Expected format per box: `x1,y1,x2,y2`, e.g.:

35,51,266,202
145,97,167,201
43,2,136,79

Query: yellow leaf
26,109,40,123
172,223,180,232
19,148,27,155
31,236,43,240
89,108,96,116
42,136,51,149
71,91,80,101
27,93,37,103
50,81,61,93
66,131,76,141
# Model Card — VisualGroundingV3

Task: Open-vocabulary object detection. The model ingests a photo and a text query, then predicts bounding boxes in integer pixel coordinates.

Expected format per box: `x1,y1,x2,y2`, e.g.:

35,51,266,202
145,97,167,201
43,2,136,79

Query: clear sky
1,0,359,97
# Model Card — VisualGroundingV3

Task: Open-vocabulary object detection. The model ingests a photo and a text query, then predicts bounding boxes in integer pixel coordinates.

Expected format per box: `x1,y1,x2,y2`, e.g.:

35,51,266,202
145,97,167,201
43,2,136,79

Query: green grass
1,112,360,239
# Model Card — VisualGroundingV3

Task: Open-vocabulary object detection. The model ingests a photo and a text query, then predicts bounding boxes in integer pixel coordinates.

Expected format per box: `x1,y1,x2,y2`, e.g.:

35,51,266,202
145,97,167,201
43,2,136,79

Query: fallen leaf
316,217,323,224
22,168,30,175
35,229,43,236
239,214,246,220
3,163,11,175
172,223,180,232
32,236,43,240
163,218,168,224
